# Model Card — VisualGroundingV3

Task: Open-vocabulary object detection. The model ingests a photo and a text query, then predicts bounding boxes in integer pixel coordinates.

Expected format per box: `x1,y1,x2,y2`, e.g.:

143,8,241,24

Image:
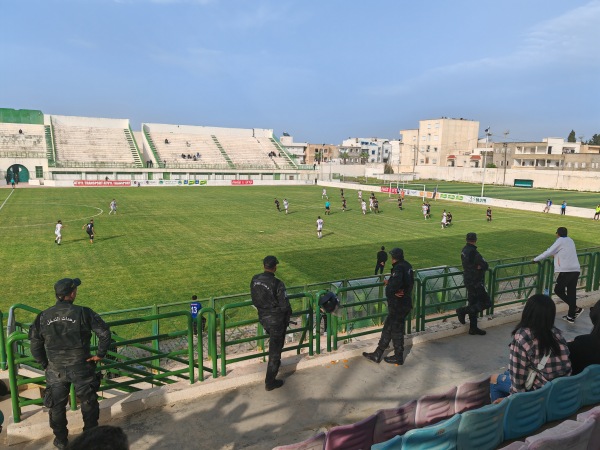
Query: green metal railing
219,293,313,376
3,252,600,423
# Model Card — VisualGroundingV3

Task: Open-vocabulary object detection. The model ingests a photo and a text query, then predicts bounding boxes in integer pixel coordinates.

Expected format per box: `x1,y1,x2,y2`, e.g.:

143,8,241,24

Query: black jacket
29,300,111,368
376,250,388,264
385,259,414,301
461,243,489,288
250,271,291,318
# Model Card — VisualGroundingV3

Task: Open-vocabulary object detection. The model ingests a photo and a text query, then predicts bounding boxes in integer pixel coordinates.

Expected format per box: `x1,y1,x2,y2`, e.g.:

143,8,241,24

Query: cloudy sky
2,0,599,144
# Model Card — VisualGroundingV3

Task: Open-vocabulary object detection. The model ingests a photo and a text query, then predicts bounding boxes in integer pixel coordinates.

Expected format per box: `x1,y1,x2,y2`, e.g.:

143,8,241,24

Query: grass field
0,185,598,315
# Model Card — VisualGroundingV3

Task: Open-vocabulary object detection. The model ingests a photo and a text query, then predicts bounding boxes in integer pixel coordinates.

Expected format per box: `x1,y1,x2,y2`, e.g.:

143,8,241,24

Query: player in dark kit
83,219,95,244
274,198,281,212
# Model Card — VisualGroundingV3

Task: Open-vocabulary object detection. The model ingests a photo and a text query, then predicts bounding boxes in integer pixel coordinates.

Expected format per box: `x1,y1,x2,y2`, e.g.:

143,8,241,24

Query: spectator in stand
568,300,600,374
489,294,571,402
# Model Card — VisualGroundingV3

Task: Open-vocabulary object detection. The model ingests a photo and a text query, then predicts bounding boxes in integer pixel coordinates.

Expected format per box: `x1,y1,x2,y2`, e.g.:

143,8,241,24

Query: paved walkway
2,292,599,449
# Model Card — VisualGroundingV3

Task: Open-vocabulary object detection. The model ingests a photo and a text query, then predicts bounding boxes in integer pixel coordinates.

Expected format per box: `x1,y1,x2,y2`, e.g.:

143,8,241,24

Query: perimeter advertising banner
73,180,132,187
231,180,253,185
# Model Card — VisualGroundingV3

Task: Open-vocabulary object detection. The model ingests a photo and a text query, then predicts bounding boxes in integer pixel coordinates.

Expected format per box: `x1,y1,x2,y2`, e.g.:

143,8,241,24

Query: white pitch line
0,189,15,212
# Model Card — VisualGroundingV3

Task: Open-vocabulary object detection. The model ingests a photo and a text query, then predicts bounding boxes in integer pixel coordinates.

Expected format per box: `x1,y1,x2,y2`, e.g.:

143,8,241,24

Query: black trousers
377,298,412,355
464,285,491,328
374,263,385,275
44,362,100,442
555,272,580,317
259,314,287,383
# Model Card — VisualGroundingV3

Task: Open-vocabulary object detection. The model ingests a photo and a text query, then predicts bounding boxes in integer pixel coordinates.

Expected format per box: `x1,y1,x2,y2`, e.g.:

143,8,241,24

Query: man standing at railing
457,233,491,336
532,227,583,324
250,256,292,391
363,247,414,366
29,278,111,449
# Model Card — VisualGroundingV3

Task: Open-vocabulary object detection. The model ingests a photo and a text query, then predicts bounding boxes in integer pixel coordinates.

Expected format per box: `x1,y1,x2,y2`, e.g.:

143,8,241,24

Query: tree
360,151,369,164
587,134,600,145
384,163,394,174
340,152,350,165
567,130,576,142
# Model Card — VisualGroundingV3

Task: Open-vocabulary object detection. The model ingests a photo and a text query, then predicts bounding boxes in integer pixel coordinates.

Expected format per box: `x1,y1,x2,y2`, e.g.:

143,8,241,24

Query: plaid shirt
508,326,571,394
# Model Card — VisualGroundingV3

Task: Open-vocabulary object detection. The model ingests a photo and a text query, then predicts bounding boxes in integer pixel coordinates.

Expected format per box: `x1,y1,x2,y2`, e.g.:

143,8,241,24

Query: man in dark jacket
456,233,491,335
374,245,388,275
29,278,111,449
250,256,292,391
363,247,414,365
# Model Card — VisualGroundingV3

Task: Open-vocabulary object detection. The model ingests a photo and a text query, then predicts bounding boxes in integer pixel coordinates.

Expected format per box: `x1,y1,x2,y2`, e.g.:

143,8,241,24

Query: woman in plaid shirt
490,294,571,401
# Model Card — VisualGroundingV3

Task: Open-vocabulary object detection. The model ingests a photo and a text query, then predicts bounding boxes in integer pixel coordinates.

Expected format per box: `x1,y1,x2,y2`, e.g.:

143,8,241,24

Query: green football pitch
0,185,598,314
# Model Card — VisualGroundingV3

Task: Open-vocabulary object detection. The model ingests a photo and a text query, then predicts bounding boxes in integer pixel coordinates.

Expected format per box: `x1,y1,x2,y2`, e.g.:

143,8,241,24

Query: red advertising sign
231,180,254,185
73,180,132,187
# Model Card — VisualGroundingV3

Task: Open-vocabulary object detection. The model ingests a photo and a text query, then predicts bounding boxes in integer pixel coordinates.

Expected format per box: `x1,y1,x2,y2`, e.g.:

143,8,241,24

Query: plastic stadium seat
372,400,417,444
456,399,508,450
415,386,457,427
272,432,326,450
576,405,600,449
324,414,377,450
581,364,600,406
371,435,403,450
545,370,586,421
525,419,594,450
455,375,491,414
401,414,461,450
503,382,551,440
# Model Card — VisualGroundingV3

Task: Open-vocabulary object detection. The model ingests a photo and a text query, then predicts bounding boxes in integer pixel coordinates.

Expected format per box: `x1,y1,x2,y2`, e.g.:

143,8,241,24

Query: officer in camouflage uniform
250,256,292,391
29,278,111,449
456,232,491,335
363,247,414,366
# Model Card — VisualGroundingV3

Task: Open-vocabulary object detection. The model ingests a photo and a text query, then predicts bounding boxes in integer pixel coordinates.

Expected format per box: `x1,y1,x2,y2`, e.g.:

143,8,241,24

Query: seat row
273,364,600,450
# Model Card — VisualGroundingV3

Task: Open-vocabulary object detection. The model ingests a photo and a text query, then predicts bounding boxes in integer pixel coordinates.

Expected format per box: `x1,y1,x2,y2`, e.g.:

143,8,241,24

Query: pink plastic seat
525,419,594,450
415,386,457,427
324,414,377,450
373,400,417,444
576,404,600,449
455,376,491,413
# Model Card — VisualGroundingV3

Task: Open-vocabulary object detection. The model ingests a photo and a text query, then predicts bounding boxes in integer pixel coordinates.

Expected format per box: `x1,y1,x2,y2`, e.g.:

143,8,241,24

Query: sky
1,0,599,145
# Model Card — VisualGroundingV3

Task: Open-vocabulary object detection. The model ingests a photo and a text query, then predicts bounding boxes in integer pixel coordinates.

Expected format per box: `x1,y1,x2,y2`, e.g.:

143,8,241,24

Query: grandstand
142,123,298,170
0,108,311,185
51,115,143,168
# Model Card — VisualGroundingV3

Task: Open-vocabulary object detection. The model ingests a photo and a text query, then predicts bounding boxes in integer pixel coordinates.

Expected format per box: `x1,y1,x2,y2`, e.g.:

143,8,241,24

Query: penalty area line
0,189,15,213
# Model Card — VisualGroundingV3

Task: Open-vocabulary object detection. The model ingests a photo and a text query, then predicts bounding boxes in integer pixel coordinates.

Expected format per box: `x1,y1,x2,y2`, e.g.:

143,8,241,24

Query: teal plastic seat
546,370,586,422
581,364,600,406
503,382,551,440
371,435,403,450
402,414,461,450
456,400,508,450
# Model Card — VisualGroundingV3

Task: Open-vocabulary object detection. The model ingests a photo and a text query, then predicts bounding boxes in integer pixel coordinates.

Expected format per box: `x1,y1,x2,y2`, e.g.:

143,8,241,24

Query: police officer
29,278,111,449
374,245,388,275
363,247,414,365
250,256,292,391
456,233,491,335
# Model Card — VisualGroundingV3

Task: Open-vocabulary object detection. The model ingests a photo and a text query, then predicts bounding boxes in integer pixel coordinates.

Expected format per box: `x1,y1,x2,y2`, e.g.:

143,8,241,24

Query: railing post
0,310,6,370
6,332,28,423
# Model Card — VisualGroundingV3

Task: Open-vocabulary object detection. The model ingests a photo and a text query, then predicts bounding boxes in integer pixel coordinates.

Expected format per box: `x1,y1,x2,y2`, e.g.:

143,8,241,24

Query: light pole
480,127,492,197
502,130,510,185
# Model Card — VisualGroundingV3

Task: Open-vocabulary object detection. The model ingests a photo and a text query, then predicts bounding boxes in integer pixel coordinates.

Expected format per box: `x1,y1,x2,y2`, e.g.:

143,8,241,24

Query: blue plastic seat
456,400,508,450
402,414,461,450
371,435,403,450
581,364,600,406
503,382,551,440
546,370,586,422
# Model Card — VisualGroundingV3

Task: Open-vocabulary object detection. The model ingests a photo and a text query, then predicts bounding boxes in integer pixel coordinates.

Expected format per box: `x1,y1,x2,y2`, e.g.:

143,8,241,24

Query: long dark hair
590,300,600,340
512,294,560,356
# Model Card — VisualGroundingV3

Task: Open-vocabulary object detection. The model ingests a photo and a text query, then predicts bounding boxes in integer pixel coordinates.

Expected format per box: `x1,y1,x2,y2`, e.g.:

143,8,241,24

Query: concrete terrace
2,291,599,449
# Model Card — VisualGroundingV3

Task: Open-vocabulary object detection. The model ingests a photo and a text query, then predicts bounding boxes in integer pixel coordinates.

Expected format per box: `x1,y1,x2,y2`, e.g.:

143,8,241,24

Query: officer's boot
362,347,384,363
456,306,467,324
265,361,284,391
384,339,404,365
468,313,486,335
